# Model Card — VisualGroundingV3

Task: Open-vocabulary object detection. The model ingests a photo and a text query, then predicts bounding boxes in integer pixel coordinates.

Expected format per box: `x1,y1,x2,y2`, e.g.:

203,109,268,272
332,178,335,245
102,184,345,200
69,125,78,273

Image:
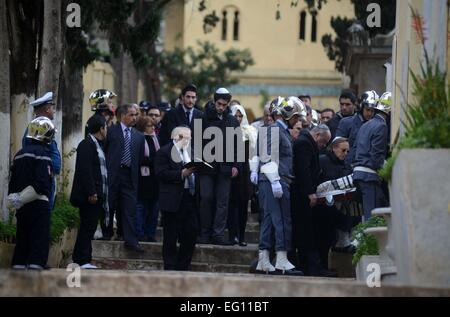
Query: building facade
163,0,355,116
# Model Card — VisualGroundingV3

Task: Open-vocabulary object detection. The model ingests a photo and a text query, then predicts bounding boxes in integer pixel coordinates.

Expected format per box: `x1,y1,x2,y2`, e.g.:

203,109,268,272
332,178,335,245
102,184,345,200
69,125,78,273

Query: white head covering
230,104,258,150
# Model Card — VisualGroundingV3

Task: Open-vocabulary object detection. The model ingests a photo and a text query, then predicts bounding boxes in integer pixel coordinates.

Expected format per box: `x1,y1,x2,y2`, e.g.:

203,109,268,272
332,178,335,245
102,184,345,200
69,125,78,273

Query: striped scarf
89,134,109,225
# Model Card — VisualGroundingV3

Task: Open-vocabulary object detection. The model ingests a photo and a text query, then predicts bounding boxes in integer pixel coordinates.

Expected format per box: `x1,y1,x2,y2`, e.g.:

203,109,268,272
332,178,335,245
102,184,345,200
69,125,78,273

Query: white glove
271,181,283,199
7,193,23,210
250,172,258,185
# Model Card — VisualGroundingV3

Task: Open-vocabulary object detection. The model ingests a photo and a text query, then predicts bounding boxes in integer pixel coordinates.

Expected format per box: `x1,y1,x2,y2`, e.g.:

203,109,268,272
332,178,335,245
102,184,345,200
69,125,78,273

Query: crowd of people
6,84,392,277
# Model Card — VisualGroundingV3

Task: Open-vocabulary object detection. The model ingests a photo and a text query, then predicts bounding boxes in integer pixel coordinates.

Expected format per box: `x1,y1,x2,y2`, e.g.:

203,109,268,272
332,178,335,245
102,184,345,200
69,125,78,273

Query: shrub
351,216,387,265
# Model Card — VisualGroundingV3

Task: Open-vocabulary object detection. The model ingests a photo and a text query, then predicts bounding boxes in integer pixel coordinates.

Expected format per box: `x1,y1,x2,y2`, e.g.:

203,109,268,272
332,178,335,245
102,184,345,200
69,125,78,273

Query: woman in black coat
315,137,358,269
135,116,160,241
227,104,257,246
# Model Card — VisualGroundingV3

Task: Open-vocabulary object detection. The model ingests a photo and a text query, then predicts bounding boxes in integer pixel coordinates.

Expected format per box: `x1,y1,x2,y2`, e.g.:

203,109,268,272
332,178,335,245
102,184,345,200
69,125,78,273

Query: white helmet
26,117,56,144
360,90,379,109
375,92,392,114
311,109,320,126
269,96,285,116
282,96,307,121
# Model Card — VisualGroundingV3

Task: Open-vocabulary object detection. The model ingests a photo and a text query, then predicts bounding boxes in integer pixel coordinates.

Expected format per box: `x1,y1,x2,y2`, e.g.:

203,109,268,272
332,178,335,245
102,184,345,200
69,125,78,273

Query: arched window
299,11,306,40
222,10,228,41
311,11,318,42
233,11,240,41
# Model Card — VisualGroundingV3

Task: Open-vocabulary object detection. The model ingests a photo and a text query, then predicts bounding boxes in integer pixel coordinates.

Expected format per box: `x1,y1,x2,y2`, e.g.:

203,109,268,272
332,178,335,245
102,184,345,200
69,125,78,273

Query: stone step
156,221,260,232
92,241,258,266
2,269,449,297
153,228,260,244
92,258,250,274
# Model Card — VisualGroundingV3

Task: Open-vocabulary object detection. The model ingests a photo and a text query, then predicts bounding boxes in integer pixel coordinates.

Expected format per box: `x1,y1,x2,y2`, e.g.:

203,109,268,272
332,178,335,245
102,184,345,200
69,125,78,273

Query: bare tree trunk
0,0,11,221
112,54,139,106
143,42,162,105
61,66,83,197
38,0,64,192
8,0,41,162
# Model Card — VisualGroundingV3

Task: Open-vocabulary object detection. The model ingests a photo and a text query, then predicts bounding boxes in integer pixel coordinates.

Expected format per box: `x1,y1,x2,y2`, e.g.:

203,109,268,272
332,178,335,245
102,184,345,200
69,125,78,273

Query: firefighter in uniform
22,92,61,211
353,92,391,221
252,96,306,276
336,90,377,165
8,117,56,270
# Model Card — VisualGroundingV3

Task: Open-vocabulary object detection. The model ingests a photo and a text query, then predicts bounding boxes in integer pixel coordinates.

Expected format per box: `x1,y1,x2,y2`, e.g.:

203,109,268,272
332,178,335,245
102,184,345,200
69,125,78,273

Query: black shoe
274,268,304,276
255,269,277,275
124,243,145,253
310,269,339,278
332,245,356,254
211,237,233,246
239,241,247,247
197,237,211,244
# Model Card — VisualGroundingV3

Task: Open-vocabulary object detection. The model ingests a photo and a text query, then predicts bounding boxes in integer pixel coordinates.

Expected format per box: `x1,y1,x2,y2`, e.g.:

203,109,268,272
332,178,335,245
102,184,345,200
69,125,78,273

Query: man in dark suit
71,115,108,269
104,104,145,252
155,127,198,270
291,124,335,277
158,84,203,146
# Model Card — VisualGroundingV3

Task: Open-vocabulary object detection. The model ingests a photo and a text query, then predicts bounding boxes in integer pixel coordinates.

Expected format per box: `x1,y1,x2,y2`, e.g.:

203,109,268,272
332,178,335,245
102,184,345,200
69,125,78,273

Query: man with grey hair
154,126,198,270
291,124,337,277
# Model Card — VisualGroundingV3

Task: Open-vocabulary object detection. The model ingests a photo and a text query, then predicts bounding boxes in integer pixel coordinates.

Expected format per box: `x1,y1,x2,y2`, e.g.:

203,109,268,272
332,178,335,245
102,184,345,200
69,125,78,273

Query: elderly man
154,127,198,270
291,124,336,277
104,104,145,251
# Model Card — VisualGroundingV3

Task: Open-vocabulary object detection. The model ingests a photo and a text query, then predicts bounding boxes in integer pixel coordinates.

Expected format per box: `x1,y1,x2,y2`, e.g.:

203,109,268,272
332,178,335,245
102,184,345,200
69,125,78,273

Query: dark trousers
72,202,103,265
290,190,323,275
198,174,231,240
162,190,198,271
12,201,50,268
356,180,387,221
312,205,352,270
227,199,248,243
108,167,139,246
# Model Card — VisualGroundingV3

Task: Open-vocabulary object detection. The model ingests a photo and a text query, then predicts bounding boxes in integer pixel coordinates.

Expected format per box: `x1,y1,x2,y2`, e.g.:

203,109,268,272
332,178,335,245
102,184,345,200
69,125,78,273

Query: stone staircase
92,212,261,273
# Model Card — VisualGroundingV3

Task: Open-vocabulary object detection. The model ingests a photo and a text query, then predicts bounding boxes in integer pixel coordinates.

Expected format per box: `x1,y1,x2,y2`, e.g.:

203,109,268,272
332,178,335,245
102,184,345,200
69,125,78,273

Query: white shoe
255,250,275,273
274,251,296,271
12,265,27,270
80,263,98,269
28,264,44,270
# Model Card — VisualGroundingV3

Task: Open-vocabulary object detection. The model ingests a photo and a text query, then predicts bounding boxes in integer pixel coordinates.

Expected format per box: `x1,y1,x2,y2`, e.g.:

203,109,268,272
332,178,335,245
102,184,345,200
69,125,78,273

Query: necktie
186,111,191,125
181,149,195,195
121,128,131,167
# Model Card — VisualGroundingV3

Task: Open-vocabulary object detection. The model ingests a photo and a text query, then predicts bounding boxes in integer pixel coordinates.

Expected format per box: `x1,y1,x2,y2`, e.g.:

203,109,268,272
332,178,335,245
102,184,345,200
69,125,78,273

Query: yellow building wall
82,61,115,130
391,0,449,144
164,0,355,116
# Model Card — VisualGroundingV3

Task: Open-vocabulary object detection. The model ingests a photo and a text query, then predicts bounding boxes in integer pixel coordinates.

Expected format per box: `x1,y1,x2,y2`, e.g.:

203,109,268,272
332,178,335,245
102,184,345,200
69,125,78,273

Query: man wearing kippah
197,88,242,245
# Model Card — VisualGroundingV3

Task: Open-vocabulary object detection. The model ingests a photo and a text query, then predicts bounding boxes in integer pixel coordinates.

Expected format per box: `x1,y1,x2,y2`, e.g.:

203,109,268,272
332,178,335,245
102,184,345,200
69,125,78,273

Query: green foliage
379,54,450,181
352,216,386,265
0,195,79,245
159,41,254,105
66,0,169,70
50,195,80,244
321,17,354,72
0,213,16,244
321,0,397,72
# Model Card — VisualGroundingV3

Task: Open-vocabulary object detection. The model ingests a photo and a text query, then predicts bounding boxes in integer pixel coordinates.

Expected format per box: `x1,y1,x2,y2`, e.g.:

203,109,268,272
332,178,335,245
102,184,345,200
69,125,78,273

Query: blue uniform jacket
22,128,61,175
353,114,388,182
336,114,365,165
9,141,53,201
258,120,294,183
